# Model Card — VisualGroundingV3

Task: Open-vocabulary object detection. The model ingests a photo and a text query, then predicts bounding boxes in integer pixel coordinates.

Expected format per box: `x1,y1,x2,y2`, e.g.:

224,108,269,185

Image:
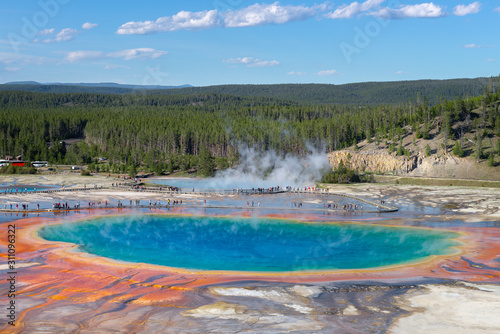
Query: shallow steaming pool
151,177,310,190
39,215,461,272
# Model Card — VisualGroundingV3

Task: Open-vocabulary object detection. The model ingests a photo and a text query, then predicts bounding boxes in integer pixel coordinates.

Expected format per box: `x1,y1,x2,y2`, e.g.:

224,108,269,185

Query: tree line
0,81,498,175
2,76,498,105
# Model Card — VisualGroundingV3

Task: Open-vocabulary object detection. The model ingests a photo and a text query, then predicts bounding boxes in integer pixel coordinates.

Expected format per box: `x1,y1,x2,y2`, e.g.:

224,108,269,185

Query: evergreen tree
153,162,164,176
488,153,495,167
422,121,429,139
198,149,216,177
166,160,174,174
128,164,137,178
366,126,373,143
337,159,347,174
396,140,404,156
321,159,361,184
388,143,395,154
215,156,229,170
452,141,464,157
425,144,431,157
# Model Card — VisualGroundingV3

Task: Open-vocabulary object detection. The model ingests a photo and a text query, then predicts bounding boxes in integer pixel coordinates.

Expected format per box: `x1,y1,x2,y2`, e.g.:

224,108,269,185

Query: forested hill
1,77,497,105
146,78,495,105
1,83,498,177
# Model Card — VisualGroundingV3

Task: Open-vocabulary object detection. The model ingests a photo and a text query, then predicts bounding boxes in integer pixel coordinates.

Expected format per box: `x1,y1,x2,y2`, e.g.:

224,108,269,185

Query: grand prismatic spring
1,175,499,333
39,215,461,272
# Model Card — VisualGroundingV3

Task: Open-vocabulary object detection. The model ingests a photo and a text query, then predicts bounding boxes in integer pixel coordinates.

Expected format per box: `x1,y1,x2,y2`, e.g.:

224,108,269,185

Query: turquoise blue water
1,187,44,193
38,215,461,272
0,184,56,192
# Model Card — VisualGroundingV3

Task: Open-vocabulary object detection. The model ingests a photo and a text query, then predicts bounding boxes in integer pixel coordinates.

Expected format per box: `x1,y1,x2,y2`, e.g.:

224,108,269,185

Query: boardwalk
0,184,398,213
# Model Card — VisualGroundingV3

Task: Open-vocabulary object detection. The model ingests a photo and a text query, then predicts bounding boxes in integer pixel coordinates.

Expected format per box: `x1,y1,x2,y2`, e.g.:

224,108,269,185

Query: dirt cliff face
408,155,498,179
328,150,419,175
328,149,499,180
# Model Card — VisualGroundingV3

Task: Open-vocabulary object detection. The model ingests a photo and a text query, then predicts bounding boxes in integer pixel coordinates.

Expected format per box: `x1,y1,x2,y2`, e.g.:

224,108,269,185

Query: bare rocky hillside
328,122,500,181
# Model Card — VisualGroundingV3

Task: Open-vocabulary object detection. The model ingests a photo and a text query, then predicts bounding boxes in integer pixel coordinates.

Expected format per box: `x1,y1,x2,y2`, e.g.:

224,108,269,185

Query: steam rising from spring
207,145,331,189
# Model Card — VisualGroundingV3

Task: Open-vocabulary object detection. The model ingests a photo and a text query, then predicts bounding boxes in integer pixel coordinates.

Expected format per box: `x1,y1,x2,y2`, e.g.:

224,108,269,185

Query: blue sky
0,0,498,86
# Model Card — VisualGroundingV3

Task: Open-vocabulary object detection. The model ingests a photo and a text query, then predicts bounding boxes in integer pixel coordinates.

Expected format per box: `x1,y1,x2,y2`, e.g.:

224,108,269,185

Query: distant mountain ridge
2,81,192,92
1,77,497,105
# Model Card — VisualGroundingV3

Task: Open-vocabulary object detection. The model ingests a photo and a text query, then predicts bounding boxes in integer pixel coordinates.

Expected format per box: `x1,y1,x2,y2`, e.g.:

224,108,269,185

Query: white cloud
464,43,481,48
82,22,98,30
317,69,337,76
287,71,306,75
494,7,500,13
65,48,168,62
107,48,167,60
224,57,280,67
224,57,255,64
223,2,326,28
65,50,104,62
114,1,466,34
0,52,48,66
485,58,496,62
43,28,79,43
37,28,55,36
250,60,280,67
374,3,447,19
453,2,481,16
327,0,385,19
117,10,221,34
117,2,327,34
5,67,21,72
104,64,131,70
